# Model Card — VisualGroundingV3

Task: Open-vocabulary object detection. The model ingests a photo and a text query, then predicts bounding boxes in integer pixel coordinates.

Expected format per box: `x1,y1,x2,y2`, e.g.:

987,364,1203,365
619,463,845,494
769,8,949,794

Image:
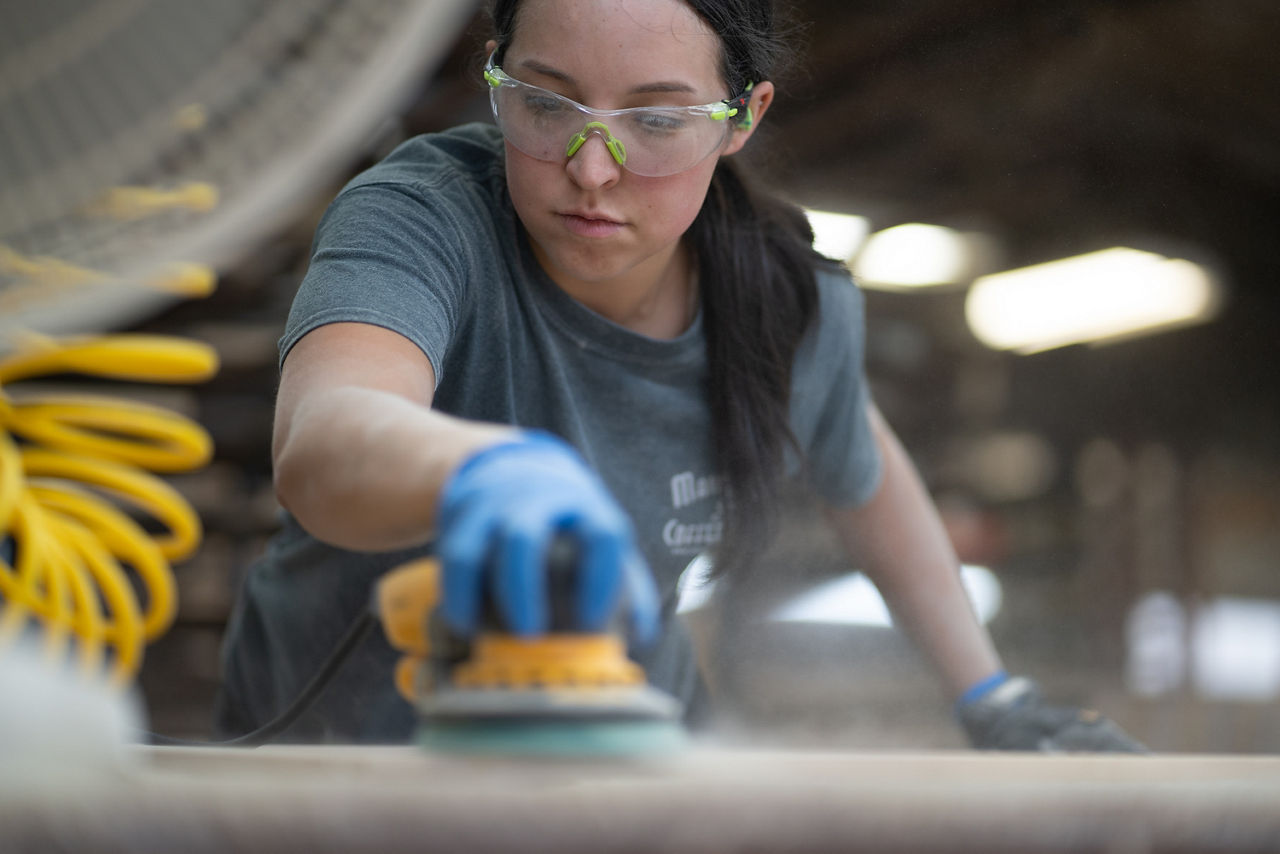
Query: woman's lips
561,212,624,238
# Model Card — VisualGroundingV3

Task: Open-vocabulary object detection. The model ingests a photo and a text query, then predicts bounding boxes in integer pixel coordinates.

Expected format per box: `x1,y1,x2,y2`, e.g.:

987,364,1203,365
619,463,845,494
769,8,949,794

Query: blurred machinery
1,0,478,340
0,0,479,685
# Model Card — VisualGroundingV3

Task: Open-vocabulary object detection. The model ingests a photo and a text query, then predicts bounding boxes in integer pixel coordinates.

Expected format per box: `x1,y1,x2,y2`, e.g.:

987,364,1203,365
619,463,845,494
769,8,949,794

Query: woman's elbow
272,441,316,522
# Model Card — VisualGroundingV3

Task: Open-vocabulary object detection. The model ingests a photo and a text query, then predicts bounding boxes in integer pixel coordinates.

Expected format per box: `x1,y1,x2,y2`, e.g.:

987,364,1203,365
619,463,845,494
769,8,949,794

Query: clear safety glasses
484,54,752,178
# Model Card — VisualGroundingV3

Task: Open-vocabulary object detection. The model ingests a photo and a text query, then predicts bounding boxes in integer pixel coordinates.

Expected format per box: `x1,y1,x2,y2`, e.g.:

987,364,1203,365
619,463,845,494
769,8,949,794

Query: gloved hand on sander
956,671,1148,752
435,430,659,643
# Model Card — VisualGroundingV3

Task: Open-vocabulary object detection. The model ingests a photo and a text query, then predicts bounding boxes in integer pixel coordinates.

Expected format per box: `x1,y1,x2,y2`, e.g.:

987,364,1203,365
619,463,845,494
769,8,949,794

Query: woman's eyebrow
630,81,698,95
517,58,573,83
516,59,697,95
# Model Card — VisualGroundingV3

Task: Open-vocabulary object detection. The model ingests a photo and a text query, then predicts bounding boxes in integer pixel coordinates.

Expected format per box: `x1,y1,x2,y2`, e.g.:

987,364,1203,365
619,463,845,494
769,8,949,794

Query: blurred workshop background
2,0,1278,753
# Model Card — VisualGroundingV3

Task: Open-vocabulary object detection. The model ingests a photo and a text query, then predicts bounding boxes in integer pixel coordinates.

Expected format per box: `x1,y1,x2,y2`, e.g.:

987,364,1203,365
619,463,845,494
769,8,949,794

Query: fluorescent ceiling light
1126,591,1280,701
852,223,978,288
804,209,870,264
675,553,717,615
677,554,1002,628
1125,591,1187,697
966,247,1220,354
769,565,1001,628
1191,597,1280,701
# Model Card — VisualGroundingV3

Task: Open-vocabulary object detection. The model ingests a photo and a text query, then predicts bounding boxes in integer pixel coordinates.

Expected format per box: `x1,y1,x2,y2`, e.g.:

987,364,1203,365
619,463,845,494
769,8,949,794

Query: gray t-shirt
216,123,882,742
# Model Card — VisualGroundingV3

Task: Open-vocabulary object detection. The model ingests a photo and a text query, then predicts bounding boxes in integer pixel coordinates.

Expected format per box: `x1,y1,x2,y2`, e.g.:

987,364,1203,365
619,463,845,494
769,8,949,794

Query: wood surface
2,745,1278,853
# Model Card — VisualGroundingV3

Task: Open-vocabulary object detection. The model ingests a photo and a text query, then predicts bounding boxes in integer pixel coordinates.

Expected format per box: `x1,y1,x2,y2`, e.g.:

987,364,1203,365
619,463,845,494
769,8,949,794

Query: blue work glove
956,672,1148,752
435,431,659,644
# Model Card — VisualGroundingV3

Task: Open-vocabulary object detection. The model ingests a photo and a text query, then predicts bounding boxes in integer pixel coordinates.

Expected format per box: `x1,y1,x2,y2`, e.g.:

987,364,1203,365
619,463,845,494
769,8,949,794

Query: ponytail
691,157,827,576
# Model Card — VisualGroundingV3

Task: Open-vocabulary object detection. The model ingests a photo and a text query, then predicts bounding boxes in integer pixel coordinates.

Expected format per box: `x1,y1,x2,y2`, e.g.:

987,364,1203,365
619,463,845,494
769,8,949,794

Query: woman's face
498,0,755,297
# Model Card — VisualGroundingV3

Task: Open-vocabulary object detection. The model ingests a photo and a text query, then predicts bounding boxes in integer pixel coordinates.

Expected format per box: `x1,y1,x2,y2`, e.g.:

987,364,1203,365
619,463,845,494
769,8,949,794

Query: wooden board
3,746,1278,853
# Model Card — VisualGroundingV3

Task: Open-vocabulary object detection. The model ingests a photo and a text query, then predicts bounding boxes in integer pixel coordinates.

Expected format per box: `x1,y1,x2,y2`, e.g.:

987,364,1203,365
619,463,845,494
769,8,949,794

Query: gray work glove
957,675,1148,753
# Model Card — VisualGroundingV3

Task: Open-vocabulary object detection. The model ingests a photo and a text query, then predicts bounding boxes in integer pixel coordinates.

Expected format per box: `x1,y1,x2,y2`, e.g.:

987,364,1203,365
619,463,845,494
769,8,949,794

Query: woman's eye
630,111,687,134
522,93,568,114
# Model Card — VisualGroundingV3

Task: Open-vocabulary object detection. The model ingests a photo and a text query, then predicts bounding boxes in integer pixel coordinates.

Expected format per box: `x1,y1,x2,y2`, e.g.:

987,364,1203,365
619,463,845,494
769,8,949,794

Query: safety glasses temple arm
710,82,755,121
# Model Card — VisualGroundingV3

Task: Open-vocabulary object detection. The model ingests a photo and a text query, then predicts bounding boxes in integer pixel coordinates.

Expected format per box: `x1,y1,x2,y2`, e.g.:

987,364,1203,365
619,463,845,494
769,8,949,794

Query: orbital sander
376,551,688,757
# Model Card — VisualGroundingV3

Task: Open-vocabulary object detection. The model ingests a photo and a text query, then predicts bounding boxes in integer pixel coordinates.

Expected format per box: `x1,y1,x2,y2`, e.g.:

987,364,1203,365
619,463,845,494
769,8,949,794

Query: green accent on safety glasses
565,122,628,166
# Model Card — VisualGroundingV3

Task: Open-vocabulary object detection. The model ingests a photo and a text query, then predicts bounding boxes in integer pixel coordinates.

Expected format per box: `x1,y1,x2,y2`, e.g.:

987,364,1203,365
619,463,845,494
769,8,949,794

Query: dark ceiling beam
762,0,1280,264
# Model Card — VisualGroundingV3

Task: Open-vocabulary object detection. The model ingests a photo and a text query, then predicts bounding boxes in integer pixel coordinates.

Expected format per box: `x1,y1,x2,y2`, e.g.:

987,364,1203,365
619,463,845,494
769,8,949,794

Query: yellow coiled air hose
0,332,218,687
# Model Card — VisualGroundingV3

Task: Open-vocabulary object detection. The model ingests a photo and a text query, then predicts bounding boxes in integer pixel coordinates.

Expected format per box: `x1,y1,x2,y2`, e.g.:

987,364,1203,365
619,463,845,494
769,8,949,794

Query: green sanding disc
416,717,689,758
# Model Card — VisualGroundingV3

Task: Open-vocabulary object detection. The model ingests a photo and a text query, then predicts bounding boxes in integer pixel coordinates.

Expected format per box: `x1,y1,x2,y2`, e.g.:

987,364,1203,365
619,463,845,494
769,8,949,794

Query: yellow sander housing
377,557,687,757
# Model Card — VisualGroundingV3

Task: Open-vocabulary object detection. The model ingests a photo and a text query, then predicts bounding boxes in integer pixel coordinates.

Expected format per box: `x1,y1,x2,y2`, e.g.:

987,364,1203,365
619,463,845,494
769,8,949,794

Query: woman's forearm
825,408,1003,699
274,386,513,550
270,323,517,552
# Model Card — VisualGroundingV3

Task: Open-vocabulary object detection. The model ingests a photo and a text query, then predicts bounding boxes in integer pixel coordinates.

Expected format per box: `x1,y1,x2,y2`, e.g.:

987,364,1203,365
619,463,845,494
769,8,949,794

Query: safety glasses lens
490,85,728,177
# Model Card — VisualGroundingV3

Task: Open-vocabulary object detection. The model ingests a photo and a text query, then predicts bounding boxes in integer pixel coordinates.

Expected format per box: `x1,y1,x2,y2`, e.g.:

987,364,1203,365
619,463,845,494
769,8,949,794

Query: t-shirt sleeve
790,270,884,507
279,177,478,385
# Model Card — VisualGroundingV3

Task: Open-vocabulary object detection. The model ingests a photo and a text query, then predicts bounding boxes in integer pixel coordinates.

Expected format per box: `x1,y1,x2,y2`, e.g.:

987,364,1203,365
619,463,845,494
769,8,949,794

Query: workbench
3,746,1278,852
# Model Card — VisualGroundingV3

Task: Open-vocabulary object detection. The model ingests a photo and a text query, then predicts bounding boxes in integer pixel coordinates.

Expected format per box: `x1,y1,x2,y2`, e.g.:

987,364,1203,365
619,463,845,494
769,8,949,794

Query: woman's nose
565,133,622,189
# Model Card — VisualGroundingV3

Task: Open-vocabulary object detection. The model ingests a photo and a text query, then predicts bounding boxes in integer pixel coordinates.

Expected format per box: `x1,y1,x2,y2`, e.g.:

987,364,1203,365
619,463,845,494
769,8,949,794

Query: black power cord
145,541,586,747
145,611,377,747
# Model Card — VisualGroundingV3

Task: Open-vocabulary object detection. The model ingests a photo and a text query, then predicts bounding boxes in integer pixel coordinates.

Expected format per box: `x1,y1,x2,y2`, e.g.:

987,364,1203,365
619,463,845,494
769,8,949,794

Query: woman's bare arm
271,322,516,551
823,406,1003,700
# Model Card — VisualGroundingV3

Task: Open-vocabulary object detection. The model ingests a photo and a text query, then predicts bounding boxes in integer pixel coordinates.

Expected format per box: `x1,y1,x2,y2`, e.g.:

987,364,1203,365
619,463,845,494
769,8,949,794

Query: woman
217,0,1141,751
